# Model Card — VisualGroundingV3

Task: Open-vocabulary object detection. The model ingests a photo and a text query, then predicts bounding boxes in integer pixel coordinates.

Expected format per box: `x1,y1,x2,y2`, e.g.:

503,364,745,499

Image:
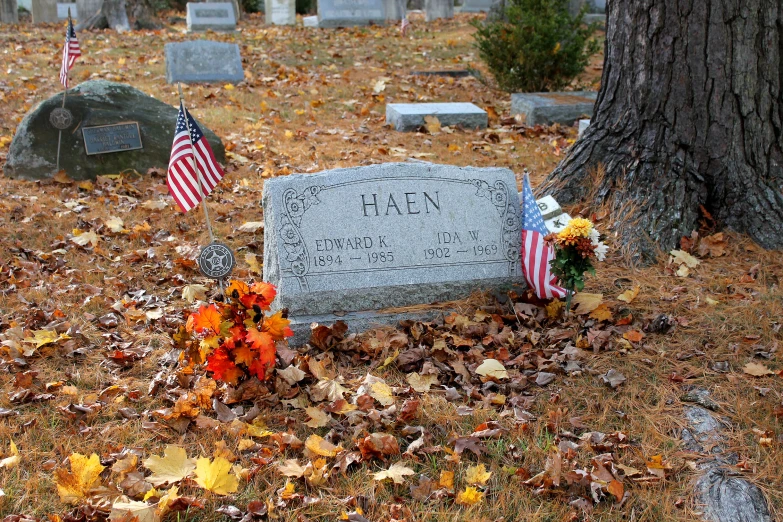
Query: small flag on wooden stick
59,12,81,88
167,102,225,213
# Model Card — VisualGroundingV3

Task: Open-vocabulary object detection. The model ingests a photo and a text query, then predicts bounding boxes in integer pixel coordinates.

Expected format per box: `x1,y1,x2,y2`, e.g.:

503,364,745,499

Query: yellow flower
561,217,593,239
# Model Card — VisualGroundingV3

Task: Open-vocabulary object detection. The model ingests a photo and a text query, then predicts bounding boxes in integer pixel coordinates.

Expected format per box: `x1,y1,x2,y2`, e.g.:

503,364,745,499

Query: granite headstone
264,0,294,24
57,2,77,18
459,0,493,13
386,102,487,131
32,0,57,22
186,2,236,31
425,0,452,21
262,162,524,343
0,0,19,23
75,0,100,19
317,0,385,27
165,41,244,84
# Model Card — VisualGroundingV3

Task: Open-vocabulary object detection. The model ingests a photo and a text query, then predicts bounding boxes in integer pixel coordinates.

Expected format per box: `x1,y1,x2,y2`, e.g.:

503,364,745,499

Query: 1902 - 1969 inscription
263,163,523,317
82,122,143,155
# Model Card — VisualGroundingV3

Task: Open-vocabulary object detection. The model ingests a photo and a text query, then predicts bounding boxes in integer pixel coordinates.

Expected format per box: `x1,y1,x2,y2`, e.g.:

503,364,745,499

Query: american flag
59,14,81,88
167,102,225,213
521,174,566,299
400,16,410,35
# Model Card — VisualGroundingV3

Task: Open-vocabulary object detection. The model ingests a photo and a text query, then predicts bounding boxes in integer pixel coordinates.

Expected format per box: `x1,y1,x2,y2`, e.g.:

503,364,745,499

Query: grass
0,11,781,522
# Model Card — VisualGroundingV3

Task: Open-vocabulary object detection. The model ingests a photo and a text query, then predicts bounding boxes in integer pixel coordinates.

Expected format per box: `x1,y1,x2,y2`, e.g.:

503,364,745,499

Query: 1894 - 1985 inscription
263,163,523,318
82,122,143,155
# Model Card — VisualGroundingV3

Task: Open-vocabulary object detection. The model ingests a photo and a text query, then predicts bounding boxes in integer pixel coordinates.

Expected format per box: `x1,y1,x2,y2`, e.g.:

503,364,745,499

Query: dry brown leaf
617,285,640,303
743,362,775,377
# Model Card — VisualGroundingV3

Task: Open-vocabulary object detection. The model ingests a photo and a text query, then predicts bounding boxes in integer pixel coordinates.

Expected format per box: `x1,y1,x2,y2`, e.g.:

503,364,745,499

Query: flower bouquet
548,217,607,311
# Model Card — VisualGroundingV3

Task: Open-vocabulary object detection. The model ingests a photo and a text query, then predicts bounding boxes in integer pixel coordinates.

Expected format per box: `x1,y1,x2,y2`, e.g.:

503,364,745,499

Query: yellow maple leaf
465,463,492,485
55,453,105,504
617,285,640,304
156,485,179,516
589,303,613,322
194,457,239,495
143,445,196,486
456,486,484,506
305,434,342,457
438,470,454,489
23,330,70,349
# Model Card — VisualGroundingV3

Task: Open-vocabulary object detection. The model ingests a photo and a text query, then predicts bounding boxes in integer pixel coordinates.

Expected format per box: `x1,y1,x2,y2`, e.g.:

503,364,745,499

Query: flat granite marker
264,0,294,25
317,0,385,27
511,92,597,126
263,162,524,344
186,2,236,31
165,41,244,84
459,0,493,12
387,103,487,131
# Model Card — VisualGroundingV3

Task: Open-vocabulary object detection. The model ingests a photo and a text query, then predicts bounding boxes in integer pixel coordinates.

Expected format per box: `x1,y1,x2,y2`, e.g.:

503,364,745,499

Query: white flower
589,227,601,244
594,241,608,262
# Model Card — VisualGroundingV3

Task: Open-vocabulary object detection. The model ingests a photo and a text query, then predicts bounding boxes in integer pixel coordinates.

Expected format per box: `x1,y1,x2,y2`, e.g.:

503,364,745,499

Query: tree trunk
541,0,783,262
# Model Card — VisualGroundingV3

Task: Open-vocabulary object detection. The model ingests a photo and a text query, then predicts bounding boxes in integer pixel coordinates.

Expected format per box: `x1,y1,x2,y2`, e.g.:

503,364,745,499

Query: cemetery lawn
0,13,781,522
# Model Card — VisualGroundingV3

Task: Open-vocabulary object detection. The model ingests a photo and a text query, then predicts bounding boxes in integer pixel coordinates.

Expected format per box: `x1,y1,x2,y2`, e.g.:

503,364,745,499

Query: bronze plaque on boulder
82,122,143,155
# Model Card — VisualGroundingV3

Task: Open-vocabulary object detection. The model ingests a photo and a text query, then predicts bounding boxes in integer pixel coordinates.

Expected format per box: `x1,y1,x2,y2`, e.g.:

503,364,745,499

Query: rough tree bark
541,0,783,262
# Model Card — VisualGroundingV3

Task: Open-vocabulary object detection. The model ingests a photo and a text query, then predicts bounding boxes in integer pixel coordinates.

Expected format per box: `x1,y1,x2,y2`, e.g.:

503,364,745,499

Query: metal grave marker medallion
198,242,236,280
81,122,143,155
49,108,74,130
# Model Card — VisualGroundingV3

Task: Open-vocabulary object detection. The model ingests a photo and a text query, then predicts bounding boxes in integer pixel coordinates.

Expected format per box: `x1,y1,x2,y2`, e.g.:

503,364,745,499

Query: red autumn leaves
185,281,293,385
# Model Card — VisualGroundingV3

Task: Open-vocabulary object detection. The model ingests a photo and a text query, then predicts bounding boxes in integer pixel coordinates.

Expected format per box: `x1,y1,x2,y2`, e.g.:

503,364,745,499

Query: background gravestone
387,102,487,131
424,0,451,21
511,92,597,126
186,1,236,31
75,0,101,19
264,0,294,24
165,41,244,84
317,0,385,27
0,0,19,23
4,80,225,181
262,162,524,343
459,0,493,13
57,2,77,18
383,0,403,21
32,0,58,22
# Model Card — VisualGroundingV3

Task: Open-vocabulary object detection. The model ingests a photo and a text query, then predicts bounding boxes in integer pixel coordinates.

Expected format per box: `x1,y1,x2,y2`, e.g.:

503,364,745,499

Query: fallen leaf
238,221,264,233
697,233,727,257
424,115,441,134
406,372,438,392
71,230,100,247
617,286,640,303
607,479,624,502
0,440,19,470
601,369,626,389
104,216,126,233
465,463,492,485
194,457,239,495
623,330,644,343
110,500,157,522
571,293,603,314
456,486,484,506
55,453,105,504
304,407,333,428
143,445,197,486
182,284,208,304
372,462,415,484
305,434,342,457
743,362,775,377
475,359,508,379
670,250,700,268
277,459,306,478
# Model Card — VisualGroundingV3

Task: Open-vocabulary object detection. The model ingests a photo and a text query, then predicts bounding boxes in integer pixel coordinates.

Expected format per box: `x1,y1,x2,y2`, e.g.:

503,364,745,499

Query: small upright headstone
302,14,318,26
511,92,597,126
186,2,237,31
262,162,523,344
383,0,403,21
32,0,57,21
459,0,493,12
386,103,487,131
165,41,244,84
424,0,451,21
0,0,19,23
317,0,385,27
264,0,294,25
56,2,76,18
75,0,101,19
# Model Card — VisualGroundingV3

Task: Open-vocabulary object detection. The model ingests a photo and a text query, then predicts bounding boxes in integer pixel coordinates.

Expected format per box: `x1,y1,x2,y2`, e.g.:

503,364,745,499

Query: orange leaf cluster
186,281,292,385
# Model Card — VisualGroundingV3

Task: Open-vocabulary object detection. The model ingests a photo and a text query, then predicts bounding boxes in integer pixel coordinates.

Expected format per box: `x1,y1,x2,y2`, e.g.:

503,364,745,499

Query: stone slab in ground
511,91,597,126
0,0,19,23
4,80,225,181
57,2,77,18
32,0,57,22
386,102,487,131
459,0,493,13
302,14,318,26
262,162,524,344
186,1,236,31
165,40,244,84
264,0,294,24
411,69,469,78
317,0,385,27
